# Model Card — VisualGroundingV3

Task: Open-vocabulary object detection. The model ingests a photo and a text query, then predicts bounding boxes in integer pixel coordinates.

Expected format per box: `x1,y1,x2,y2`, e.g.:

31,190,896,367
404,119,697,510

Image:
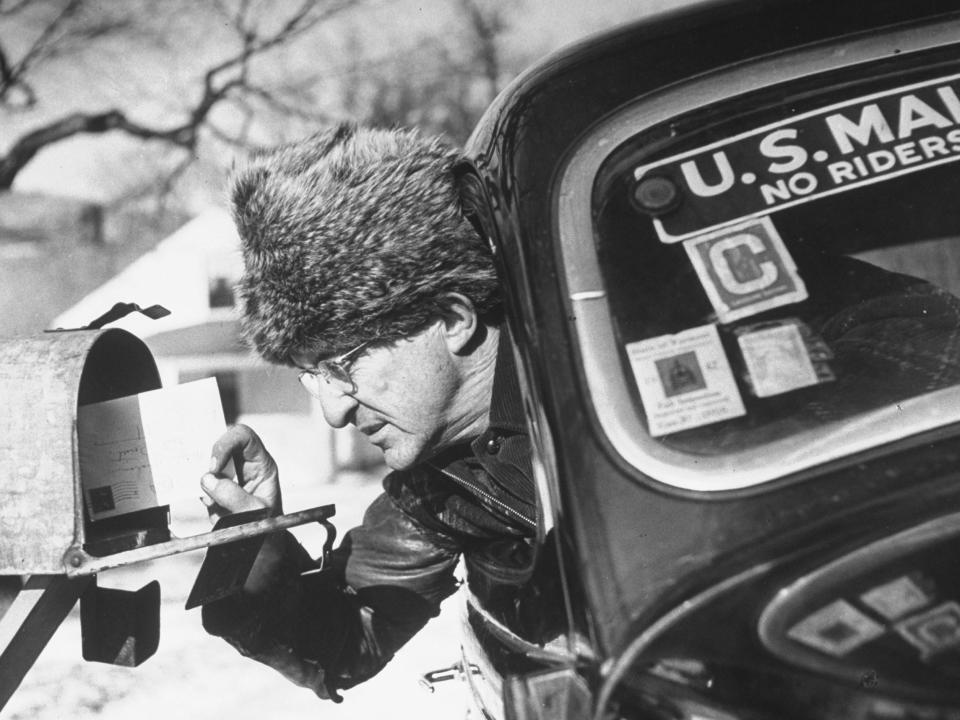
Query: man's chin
380,442,427,471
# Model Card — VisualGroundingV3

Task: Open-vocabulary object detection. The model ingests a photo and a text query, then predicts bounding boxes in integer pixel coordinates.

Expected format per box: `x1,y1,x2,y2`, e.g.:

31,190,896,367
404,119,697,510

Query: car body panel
460,2,960,718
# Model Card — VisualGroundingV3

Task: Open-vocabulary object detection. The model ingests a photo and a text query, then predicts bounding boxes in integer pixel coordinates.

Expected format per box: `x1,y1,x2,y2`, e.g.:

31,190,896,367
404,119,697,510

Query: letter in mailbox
78,378,229,531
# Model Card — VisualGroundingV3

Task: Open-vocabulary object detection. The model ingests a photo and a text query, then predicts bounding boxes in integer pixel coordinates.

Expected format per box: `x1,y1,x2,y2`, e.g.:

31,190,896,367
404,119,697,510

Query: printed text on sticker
635,73,960,243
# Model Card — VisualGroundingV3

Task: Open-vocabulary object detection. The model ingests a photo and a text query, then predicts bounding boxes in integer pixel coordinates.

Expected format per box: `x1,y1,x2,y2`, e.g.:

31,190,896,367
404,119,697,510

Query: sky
1,0,687,207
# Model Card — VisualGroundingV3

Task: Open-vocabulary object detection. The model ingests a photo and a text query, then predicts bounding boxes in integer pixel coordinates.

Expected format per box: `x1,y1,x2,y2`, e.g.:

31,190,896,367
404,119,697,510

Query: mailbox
0,327,335,708
0,328,162,575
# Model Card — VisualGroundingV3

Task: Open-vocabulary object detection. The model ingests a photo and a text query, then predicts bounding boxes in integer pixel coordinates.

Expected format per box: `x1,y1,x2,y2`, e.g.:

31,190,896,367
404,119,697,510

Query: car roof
468,0,960,176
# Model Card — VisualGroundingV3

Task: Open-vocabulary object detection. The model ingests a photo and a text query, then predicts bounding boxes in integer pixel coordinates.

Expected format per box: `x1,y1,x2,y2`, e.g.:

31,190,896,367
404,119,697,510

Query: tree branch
0,0,36,15
11,0,83,78
1,0,133,106
458,0,504,103
0,109,201,188
239,82,332,122
0,0,364,189
0,40,13,92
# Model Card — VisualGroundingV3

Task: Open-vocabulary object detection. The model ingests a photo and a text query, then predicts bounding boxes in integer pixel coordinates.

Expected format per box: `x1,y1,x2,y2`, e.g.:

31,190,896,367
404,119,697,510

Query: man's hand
201,424,283,523
200,425,290,595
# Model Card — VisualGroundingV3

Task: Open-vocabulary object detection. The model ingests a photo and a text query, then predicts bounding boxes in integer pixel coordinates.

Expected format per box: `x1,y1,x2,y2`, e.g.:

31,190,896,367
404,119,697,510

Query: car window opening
584,60,960,486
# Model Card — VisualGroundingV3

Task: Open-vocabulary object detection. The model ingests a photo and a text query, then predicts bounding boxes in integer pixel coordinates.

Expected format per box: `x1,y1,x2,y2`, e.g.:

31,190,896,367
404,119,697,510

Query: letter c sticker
708,234,778,294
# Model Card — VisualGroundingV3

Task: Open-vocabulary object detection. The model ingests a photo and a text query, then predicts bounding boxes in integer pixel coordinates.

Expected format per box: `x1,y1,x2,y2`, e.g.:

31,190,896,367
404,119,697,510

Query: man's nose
315,384,358,428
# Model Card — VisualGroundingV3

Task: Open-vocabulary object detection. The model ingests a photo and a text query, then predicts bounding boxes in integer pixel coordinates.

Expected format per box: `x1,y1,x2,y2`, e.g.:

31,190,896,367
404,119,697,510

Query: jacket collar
487,325,527,436
425,324,529,470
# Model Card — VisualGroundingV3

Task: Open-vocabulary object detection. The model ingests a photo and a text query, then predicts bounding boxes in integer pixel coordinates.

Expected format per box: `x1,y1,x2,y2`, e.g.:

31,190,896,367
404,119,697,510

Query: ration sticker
684,217,808,323
860,576,932,622
895,601,960,659
787,600,885,657
738,321,819,397
626,324,745,437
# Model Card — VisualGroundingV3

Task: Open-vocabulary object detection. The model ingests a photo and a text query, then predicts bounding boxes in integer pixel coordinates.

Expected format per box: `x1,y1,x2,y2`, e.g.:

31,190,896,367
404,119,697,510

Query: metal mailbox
0,328,162,575
0,327,335,709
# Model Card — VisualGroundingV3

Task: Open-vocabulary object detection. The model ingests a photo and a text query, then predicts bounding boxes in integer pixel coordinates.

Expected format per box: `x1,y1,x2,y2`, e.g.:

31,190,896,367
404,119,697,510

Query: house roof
144,319,246,356
53,209,246,354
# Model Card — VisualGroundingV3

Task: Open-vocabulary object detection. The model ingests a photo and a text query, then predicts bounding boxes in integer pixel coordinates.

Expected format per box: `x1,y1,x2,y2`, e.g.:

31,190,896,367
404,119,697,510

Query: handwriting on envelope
78,378,226,522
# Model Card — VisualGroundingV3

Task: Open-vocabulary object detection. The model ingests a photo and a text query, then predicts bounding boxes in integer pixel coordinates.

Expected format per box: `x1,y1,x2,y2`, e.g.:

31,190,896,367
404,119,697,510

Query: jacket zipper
433,464,537,528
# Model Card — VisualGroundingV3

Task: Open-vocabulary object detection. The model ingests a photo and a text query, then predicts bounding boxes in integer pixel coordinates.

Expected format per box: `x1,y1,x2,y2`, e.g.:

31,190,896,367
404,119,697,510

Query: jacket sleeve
201,490,463,700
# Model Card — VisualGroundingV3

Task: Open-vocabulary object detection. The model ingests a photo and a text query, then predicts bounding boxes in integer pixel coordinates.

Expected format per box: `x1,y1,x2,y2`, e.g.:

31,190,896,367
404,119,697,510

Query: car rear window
559,45,960,490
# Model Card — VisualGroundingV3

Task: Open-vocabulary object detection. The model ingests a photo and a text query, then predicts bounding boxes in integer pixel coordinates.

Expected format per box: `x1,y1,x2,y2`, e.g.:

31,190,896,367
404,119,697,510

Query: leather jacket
202,333,536,701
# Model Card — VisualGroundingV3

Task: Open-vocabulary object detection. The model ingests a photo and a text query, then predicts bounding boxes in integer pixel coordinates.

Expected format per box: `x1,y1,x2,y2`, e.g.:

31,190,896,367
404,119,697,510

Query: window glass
207,276,236,309
588,57,960,472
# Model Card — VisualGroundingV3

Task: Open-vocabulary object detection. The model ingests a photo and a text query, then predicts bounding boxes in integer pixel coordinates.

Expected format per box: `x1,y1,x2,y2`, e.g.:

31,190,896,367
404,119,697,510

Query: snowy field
1,467,469,720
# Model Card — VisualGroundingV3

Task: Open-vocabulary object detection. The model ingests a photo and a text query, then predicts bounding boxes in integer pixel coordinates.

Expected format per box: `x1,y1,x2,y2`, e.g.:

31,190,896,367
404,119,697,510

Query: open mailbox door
0,327,335,709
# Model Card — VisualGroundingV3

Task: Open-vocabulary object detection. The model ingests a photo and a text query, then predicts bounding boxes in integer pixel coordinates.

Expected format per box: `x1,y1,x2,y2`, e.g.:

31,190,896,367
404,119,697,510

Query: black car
453,1,960,718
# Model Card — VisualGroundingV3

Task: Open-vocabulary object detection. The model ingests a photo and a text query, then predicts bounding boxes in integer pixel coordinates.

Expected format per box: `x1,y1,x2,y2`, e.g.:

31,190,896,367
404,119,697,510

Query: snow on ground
1,469,469,720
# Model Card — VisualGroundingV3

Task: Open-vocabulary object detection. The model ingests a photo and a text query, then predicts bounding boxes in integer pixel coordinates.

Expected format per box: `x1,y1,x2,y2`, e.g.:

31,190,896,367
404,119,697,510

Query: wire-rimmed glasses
298,340,371,397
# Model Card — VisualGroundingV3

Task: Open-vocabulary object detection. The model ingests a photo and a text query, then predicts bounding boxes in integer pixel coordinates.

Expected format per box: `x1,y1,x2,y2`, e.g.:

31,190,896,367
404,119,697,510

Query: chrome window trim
556,17,960,491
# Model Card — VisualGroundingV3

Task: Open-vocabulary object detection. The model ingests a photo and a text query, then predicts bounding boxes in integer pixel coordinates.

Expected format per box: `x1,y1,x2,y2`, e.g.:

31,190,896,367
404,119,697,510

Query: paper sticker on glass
684,217,808,323
895,601,960,659
738,322,819,397
787,600,885,657
860,576,932,622
627,324,746,437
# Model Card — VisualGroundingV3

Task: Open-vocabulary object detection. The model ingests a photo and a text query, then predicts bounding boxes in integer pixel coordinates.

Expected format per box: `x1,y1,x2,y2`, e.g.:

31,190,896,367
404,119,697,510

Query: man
199,124,537,702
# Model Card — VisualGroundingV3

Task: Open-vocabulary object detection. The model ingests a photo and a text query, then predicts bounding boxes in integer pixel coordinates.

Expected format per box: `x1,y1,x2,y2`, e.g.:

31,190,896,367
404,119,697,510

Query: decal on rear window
894,601,960,659
859,576,932,622
635,73,960,243
736,318,835,398
682,217,808,322
787,600,885,657
625,324,745,437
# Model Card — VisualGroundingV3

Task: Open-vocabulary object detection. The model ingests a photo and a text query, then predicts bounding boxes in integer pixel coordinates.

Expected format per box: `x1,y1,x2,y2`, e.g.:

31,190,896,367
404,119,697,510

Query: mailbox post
0,328,334,710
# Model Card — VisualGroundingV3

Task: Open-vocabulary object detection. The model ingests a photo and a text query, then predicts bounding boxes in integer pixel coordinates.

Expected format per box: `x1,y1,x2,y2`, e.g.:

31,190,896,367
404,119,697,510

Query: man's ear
438,293,480,354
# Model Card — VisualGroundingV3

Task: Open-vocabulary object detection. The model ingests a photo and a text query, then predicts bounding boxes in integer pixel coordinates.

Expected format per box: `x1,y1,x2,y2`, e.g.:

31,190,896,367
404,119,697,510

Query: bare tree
458,0,507,107
0,0,135,109
0,0,360,191
340,0,518,144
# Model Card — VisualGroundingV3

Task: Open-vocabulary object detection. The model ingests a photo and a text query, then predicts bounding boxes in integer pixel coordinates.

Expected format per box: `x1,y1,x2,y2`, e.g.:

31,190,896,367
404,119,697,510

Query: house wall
0,192,181,338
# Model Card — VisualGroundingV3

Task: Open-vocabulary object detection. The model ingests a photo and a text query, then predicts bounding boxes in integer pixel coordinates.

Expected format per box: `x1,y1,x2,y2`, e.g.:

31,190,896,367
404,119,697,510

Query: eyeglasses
298,340,371,397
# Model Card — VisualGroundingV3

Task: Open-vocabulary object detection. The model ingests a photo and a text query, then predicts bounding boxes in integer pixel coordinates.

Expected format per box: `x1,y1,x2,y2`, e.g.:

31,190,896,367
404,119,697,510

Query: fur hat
230,124,501,365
